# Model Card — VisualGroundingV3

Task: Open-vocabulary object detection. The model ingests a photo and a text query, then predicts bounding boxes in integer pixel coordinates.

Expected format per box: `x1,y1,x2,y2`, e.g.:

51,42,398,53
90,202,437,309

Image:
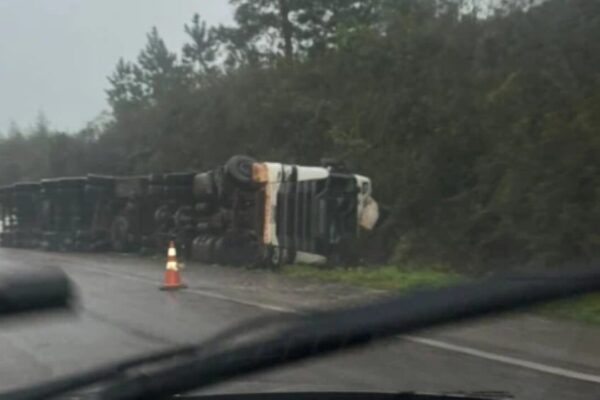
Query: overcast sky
0,0,233,134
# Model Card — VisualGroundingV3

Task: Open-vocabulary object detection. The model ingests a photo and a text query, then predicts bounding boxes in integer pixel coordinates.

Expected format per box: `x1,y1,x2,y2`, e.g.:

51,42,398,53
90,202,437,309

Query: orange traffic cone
160,241,186,290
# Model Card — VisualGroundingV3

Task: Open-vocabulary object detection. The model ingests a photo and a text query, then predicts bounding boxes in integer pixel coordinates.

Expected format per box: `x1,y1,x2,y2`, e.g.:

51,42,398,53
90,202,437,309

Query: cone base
160,283,187,291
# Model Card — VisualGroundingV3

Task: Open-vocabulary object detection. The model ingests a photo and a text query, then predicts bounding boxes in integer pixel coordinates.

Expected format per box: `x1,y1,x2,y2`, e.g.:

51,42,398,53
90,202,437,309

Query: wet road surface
0,248,599,399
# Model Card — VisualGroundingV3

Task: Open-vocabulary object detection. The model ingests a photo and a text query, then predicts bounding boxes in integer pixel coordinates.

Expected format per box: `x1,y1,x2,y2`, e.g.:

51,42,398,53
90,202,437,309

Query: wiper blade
3,266,599,400
0,266,73,318
174,390,512,400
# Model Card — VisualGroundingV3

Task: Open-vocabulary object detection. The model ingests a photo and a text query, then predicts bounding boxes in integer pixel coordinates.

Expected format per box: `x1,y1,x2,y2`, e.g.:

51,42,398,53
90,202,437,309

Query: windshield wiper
0,266,73,319
167,391,513,400
3,265,600,400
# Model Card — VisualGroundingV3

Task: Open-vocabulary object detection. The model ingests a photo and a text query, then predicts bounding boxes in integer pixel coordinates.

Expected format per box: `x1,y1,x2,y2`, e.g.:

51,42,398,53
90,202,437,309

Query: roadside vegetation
283,264,462,292
543,294,600,325
283,264,600,325
1,0,599,271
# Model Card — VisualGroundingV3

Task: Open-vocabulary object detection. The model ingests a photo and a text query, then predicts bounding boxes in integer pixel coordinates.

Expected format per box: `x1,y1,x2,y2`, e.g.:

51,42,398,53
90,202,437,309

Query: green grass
541,294,600,325
282,264,462,292
282,264,600,325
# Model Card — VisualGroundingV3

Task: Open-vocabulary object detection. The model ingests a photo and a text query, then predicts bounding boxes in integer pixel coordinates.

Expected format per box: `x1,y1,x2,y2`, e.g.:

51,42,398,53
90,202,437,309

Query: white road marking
185,287,293,313
404,336,600,385
72,263,294,313
71,262,600,385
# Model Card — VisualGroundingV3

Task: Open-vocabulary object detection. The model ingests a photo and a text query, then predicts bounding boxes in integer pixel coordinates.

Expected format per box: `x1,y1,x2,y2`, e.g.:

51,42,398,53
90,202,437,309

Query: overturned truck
0,156,380,266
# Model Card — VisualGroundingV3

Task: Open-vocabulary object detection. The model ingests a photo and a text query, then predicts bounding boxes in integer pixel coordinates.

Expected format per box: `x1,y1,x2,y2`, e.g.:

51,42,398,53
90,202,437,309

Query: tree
218,0,381,65
137,27,181,98
7,121,22,139
106,58,147,112
3,0,599,268
33,111,51,137
183,14,219,75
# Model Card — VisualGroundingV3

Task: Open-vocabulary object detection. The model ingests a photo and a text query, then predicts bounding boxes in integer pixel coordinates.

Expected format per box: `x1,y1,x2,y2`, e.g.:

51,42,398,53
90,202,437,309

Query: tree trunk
278,0,293,61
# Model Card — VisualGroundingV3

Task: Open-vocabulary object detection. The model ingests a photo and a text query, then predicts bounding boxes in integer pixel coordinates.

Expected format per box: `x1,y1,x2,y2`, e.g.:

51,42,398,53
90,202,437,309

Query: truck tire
154,205,171,225
174,206,193,228
196,221,210,234
212,232,258,266
224,155,256,187
192,235,216,263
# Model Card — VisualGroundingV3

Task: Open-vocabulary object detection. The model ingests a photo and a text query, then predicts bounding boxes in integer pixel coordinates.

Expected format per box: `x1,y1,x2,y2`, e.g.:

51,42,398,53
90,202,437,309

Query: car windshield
0,1,598,399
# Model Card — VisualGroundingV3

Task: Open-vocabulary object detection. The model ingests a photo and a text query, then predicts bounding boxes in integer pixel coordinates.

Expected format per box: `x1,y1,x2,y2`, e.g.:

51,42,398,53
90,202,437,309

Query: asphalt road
0,248,599,399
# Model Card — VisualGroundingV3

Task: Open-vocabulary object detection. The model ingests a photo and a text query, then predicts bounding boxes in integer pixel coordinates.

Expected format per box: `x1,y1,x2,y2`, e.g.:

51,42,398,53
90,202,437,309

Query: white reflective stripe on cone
166,261,178,270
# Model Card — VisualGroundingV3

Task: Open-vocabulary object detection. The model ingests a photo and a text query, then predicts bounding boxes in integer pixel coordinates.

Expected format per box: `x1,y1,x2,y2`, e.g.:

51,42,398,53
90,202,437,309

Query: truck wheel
191,235,216,264
224,155,256,187
154,205,171,225
196,221,210,234
174,206,193,228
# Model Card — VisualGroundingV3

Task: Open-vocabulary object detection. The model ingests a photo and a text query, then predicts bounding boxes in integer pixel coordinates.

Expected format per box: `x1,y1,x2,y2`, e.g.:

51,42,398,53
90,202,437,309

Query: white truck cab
251,162,379,266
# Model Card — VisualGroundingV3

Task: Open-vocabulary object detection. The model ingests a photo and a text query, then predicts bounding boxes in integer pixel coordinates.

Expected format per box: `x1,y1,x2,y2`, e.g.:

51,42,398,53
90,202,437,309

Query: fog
0,0,232,133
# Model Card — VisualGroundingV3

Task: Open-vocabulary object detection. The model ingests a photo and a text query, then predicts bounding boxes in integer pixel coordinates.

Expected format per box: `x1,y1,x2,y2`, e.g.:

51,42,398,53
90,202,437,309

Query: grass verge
282,264,600,325
282,264,462,292
541,294,600,325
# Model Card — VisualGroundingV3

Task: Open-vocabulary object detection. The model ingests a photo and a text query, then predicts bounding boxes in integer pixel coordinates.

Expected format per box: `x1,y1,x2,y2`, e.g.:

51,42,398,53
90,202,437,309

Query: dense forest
0,0,598,270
